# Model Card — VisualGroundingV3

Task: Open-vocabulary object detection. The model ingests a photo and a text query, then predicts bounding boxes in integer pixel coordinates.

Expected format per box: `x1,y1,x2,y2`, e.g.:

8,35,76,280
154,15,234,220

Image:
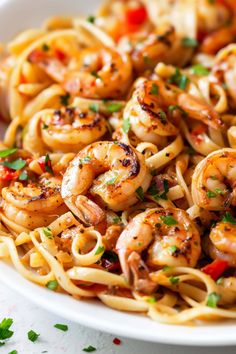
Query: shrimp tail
74,195,105,226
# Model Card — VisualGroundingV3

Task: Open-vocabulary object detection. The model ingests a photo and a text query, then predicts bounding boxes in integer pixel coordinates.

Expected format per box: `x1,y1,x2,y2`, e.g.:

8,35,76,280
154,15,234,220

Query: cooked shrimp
123,79,178,146
61,141,152,223
28,46,133,99
208,220,236,266
192,148,236,210
119,24,176,73
116,208,201,284
23,106,108,154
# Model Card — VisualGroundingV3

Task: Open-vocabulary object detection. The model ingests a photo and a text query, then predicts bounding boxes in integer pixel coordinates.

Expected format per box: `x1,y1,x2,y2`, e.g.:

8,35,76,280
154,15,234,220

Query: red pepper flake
113,337,121,345
54,49,67,62
126,5,147,27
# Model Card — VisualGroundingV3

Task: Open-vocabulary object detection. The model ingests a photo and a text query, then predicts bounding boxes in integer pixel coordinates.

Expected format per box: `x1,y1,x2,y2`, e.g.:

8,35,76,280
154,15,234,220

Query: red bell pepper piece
202,259,228,281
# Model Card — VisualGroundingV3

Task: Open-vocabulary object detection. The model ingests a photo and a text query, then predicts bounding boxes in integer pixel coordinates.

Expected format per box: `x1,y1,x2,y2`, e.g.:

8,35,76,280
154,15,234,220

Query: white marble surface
0,285,235,354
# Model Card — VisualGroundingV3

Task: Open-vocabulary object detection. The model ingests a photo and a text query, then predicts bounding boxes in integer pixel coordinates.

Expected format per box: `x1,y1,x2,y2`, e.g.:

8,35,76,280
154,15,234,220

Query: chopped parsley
105,102,123,113
42,227,53,239
0,148,17,158
45,154,54,175
206,292,221,308
19,170,28,181
136,186,145,201
169,245,179,254
113,216,121,224
42,43,50,52
163,266,173,272
91,70,100,79
181,37,199,47
150,83,158,95
3,159,26,170
83,345,97,352
95,246,105,255
60,93,70,106
8,350,17,354
168,105,188,117
222,212,236,224
147,296,157,303
79,156,91,165
160,215,178,226
216,277,224,285
148,179,169,201
190,64,209,76
46,280,58,290
42,123,49,129
87,15,96,23
54,324,68,332
206,189,223,198
168,68,189,90
122,117,131,134
89,104,99,113
0,318,14,346
169,276,179,284
158,111,167,123
27,330,40,342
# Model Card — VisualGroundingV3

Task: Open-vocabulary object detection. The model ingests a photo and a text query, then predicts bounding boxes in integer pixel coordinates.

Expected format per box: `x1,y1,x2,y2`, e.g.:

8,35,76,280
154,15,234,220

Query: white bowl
0,0,236,346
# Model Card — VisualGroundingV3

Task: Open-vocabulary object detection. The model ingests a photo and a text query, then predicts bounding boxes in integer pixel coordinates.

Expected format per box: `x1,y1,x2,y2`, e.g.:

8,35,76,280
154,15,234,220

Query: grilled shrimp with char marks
61,141,151,224
116,208,201,291
192,148,236,210
28,46,133,99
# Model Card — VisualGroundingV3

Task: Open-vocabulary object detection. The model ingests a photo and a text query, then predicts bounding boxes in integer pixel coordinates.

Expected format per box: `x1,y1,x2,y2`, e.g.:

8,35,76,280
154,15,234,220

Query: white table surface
0,285,235,354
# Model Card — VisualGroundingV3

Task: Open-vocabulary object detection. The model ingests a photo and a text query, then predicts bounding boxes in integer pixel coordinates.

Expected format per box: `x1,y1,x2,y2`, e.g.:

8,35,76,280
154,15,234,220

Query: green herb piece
210,175,218,180
60,93,70,106
158,111,167,123
206,292,221,308
207,188,223,198
42,123,49,129
3,159,26,170
42,227,53,239
160,215,178,226
191,64,209,76
106,175,118,185
0,148,17,158
169,245,179,254
19,170,28,181
83,345,97,352
89,104,99,113
113,216,121,224
216,277,224,285
148,180,169,201
27,330,40,342
42,43,50,52
163,266,173,272
95,246,105,255
8,350,17,354
45,154,54,175
147,296,157,303
168,68,189,90
54,324,68,332
168,105,188,117
91,70,100,79
143,55,151,65
150,83,158,95
136,186,144,201
80,156,91,165
122,117,131,134
0,318,14,344
46,280,58,290
222,212,236,224
181,37,199,47
169,276,179,284
87,15,95,23
106,102,123,113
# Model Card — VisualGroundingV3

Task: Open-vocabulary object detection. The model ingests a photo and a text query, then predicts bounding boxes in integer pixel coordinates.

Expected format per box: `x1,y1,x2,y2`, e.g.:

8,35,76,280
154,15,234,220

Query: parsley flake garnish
83,345,97,352
87,15,96,23
91,70,100,79
169,276,179,284
168,105,188,117
169,245,179,254
8,350,17,354
106,102,123,113
3,159,26,170
60,93,70,106
168,68,189,90
181,37,199,47
191,64,209,76
206,292,221,308
95,246,105,255
0,148,17,158
54,324,68,332
42,123,49,129
122,117,131,134
106,175,118,185
42,43,50,52
45,154,54,175
89,104,99,113
222,212,236,224
113,216,121,224
19,170,28,181
0,318,14,345
46,280,58,290
160,215,178,225
147,296,157,303
150,83,158,95
216,277,224,285
42,227,53,239
27,330,40,342
136,186,145,201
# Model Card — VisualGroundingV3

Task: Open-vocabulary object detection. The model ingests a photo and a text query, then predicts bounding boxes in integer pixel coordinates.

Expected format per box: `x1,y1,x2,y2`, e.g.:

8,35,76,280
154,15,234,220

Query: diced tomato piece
28,49,46,64
202,259,228,281
0,165,17,181
54,49,67,62
125,5,147,27
113,338,121,345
